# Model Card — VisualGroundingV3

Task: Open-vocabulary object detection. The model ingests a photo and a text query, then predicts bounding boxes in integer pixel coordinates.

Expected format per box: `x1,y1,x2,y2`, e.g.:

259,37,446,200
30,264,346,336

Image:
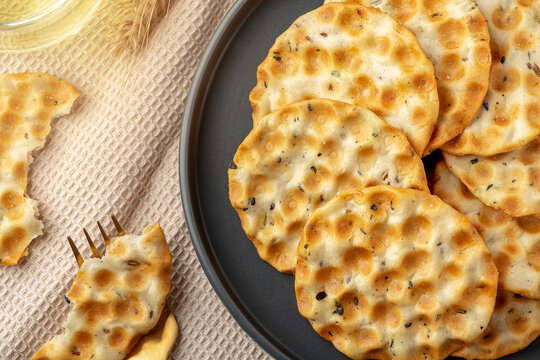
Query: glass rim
0,0,101,52
0,0,71,28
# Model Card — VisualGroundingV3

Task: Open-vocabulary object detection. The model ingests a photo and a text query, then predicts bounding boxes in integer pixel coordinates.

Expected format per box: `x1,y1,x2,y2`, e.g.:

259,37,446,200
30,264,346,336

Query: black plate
179,1,540,359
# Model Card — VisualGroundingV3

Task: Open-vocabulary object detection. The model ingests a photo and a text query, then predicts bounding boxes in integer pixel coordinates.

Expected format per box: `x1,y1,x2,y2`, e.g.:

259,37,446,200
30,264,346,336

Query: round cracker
295,186,498,360
443,138,540,218
433,160,540,299
323,0,491,155
442,0,540,156
453,290,540,359
249,3,439,156
229,99,428,273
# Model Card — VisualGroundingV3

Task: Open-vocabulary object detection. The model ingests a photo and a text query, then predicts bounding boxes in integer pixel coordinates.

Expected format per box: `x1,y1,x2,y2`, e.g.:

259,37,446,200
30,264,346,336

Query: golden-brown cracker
323,0,491,156
442,0,540,156
295,186,498,360
433,160,540,299
32,223,172,360
127,309,178,360
249,3,439,155
443,138,540,218
0,73,79,266
229,99,428,273
453,290,540,359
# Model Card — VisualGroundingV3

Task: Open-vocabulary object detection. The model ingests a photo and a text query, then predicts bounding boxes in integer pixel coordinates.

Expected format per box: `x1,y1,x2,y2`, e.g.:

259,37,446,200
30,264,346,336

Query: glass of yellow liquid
0,0,101,52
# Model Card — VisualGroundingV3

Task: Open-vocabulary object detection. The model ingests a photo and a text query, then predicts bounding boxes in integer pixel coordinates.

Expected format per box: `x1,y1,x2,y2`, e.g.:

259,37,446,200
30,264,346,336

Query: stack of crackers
229,1,539,359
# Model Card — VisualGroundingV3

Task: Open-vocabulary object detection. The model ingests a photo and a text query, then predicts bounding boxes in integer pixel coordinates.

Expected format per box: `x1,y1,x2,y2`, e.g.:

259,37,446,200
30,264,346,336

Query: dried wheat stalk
102,0,171,56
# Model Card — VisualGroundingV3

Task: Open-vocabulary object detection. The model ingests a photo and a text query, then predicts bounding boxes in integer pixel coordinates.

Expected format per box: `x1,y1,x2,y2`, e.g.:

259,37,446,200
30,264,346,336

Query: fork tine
97,221,110,246
83,228,101,258
67,236,84,267
111,215,125,236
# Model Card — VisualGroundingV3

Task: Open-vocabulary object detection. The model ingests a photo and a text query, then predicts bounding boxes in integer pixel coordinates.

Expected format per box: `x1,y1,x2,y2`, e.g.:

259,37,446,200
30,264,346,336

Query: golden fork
66,215,178,359
67,215,124,267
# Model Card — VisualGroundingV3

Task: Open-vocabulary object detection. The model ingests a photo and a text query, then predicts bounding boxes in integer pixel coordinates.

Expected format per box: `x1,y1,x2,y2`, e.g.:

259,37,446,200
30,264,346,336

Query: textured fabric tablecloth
0,0,272,358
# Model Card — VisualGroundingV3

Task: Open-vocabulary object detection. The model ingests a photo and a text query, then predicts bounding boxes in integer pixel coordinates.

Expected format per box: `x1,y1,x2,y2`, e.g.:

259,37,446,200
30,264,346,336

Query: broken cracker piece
0,73,79,266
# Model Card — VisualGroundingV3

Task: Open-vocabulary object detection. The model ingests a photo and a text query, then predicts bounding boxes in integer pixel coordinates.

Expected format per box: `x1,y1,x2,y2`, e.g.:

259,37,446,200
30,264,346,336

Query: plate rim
179,0,295,359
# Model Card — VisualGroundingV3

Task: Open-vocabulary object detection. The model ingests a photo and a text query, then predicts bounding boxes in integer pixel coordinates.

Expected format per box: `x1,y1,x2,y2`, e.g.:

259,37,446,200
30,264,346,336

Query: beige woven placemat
0,0,272,358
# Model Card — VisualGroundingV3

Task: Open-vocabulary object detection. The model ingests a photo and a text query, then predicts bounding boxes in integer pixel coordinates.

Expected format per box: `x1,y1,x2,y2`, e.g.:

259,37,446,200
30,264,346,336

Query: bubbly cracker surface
295,186,498,360
229,99,428,273
433,161,540,299
453,291,540,359
323,0,491,155
442,0,540,156
0,73,79,266
32,223,172,360
249,3,438,155
443,138,540,217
